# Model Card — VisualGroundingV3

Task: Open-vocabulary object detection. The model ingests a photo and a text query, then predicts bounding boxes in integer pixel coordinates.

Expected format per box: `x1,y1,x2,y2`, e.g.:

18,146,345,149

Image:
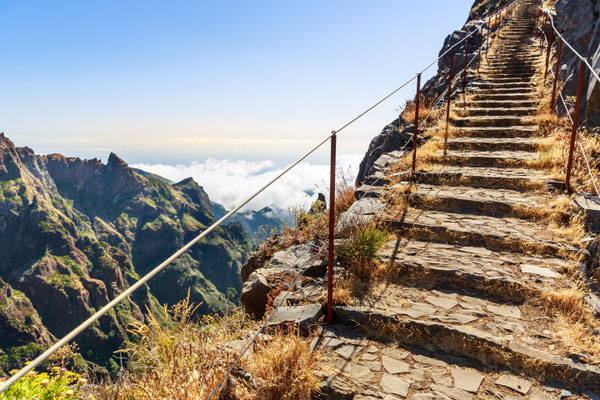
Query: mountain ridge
0,133,252,375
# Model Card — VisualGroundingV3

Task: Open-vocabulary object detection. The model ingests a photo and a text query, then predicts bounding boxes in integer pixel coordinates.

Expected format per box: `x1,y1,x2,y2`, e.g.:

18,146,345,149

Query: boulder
355,125,414,186
240,270,273,317
574,193,600,232
266,304,323,331
337,198,385,232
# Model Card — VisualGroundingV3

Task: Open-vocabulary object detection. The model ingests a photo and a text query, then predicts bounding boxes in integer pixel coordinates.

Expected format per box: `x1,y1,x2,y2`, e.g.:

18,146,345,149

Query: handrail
0,0,522,394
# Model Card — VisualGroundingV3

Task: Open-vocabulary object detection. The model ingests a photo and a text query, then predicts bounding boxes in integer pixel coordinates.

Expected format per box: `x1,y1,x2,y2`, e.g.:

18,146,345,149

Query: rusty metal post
486,17,490,57
477,27,482,73
411,73,421,179
544,28,554,82
444,51,455,156
550,38,563,112
326,132,336,323
565,60,586,193
463,37,469,102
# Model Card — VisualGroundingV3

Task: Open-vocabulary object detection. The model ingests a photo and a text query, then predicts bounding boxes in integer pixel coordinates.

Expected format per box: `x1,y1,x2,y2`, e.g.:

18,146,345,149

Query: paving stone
382,347,410,360
412,354,447,367
494,374,533,394
362,353,378,361
323,337,344,348
367,345,379,353
486,304,521,319
267,303,323,330
448,312,479,324
409,368,426,381
450,367,484,394
333,359,374,382
431,384,474,400
382,356,410,374
425,296,459,309
413,394,451,400
380,375,411,398
520,264,560,278
336,344,362,359
461,246,493,256
432,373,453,386
529,387,555,400
363,361,382,371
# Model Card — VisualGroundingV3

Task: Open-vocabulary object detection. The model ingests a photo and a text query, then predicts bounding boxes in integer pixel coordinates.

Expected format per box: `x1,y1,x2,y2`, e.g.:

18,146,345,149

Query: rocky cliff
0,133,252,375
551,0,600,125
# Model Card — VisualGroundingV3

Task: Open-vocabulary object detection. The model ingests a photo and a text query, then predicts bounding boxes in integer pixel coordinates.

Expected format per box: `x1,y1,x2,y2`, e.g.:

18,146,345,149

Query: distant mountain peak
107,152,129,169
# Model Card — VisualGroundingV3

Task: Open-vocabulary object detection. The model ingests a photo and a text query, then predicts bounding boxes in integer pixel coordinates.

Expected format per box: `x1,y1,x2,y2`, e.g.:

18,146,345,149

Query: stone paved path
314,1,600,398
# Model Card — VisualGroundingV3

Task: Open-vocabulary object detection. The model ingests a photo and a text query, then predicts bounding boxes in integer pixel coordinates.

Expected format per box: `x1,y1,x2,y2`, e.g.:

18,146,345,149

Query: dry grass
536,113,600,195
401,96,434,125
88,296,322,400
237,327,322,400
544,288,600,364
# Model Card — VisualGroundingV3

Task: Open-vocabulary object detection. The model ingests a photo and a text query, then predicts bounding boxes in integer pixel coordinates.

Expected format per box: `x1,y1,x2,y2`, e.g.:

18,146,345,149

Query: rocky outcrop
356,0,503,186
551,0,600,124
240,243,320,317
0,134,252,374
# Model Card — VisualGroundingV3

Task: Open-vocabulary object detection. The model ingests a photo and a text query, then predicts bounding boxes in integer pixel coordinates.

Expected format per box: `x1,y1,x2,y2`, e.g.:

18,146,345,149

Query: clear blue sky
0,0,475,165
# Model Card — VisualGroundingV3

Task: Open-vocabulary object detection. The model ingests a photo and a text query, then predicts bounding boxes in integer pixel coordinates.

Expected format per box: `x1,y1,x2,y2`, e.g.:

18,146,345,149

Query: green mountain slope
0,133,252,375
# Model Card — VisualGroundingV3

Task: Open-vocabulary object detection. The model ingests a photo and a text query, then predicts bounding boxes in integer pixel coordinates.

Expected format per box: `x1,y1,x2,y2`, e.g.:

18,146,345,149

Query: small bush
337,224,388,280
0,367,85,400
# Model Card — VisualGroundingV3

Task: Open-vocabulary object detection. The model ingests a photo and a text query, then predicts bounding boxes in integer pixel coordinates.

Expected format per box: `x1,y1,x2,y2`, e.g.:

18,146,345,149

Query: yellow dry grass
88,296,322,400
544,287,600,364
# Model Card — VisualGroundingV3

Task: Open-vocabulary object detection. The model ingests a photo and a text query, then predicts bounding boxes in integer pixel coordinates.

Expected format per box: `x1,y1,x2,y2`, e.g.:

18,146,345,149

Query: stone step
317,323,573,400
452,115,536,127
464,99,538,108
334,285,600,390
445,137,541,151
414,165,546,191
452,125,538,137
378,238,572,302
470,87,536,95
475,76,536,83
434,149,541,168
387,181,570,222
470,92,536,101
459,107,536,116
484,62,542,68
470,82,535,90
479,67,539,74
385,208,580,258
477,72,537,79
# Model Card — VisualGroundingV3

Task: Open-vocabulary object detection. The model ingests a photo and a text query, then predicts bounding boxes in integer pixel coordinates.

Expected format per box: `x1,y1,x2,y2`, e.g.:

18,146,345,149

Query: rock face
240,243,318,316
0,133,252,375
355,0,504,186
552,0,600,124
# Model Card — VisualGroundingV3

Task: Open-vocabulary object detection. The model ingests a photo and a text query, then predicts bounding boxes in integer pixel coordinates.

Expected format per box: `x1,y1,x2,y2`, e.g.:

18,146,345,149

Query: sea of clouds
131,154,363,214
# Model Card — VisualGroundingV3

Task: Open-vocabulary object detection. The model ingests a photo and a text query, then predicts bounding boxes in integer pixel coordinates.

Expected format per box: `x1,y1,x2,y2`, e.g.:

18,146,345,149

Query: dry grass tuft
88,296,322,400
238,327,322,400
544,288,600,363
401,96,433,125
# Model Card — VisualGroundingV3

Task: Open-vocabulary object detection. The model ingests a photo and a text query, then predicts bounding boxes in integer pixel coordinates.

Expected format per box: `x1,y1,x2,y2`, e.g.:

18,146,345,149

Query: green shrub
0,367,85,400
337,224,388,280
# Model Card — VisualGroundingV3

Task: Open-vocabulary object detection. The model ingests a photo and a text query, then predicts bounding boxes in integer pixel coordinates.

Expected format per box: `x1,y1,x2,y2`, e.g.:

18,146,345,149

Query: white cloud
131,154,363,213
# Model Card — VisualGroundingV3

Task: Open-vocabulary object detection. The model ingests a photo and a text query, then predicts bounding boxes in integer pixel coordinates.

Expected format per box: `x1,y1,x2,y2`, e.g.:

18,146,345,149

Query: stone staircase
314,1,600,398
